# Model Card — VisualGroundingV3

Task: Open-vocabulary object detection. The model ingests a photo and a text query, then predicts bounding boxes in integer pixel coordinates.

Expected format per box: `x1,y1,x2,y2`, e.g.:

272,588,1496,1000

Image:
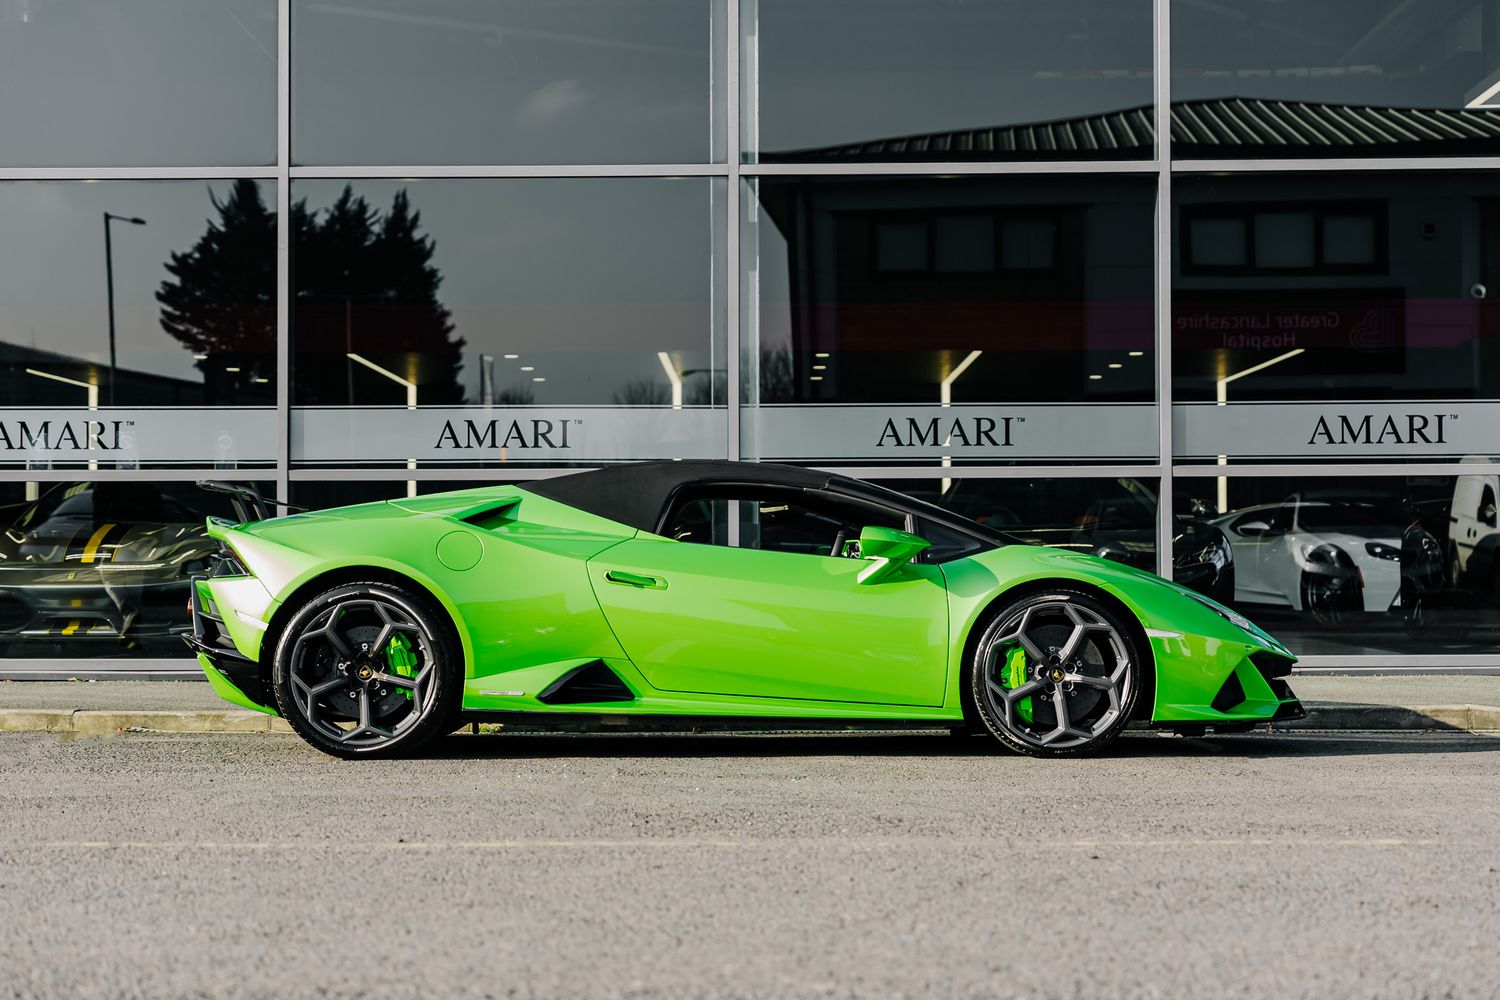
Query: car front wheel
971,589,1142,758
271,581,462,759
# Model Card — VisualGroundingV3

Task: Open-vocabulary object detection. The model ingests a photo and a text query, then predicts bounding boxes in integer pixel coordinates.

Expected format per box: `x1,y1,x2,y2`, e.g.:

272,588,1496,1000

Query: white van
1450,458,1500,588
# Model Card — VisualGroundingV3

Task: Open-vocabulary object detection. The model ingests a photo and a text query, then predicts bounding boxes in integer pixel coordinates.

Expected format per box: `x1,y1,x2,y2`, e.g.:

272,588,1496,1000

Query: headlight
1301,543,1354,567
1174,525,1230,570
1176,539,1229,569
1364,541,1400,561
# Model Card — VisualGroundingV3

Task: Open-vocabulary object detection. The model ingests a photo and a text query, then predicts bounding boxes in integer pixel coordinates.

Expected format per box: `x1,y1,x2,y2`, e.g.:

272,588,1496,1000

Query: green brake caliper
1005,646,1033,724
385,633,418,700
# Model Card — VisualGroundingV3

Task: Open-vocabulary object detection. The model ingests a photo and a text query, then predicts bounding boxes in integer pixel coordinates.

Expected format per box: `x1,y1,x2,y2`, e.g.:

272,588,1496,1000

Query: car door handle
604,570,667,590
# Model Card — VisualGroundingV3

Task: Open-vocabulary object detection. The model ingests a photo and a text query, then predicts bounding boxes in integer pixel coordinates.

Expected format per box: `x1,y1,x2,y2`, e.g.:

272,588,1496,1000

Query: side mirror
856,526,931,584
1482,502,1497,526
1237,520,1272,537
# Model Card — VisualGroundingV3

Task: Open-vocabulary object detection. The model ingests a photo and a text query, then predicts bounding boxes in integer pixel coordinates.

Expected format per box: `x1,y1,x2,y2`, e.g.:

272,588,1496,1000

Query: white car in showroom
1212,493,1408,624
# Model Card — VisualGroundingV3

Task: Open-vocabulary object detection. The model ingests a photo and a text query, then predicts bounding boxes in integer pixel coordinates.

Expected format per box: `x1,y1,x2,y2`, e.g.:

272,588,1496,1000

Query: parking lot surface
2,729,1498,999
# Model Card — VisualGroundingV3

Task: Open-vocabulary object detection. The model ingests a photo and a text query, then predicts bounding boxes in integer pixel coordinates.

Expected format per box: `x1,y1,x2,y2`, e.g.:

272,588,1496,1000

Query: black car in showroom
0,482,217,653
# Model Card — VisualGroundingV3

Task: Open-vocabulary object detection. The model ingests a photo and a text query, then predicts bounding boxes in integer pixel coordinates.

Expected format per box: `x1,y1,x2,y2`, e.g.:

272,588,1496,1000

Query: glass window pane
293,0,722,165
1000,220,1057,270
1176,473,1500,657
290,178,726,466
745,175,1156,464
1172,0,1500,158
0,479,271,660
1188,217,1247,268
749,0,1153,163
0,181,276,468
875,223,929,272
1173,172,1500,464
1253,213,1315,269
1323,215,1377,266
934,216,995,273
0,1,275,167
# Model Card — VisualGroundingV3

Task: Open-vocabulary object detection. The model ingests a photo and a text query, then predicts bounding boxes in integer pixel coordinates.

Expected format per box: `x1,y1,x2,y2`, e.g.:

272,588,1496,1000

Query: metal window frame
7,0,1500,672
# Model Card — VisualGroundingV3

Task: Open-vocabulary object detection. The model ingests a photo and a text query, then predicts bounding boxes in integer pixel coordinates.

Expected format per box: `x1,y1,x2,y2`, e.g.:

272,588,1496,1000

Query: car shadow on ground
420,729,1500,762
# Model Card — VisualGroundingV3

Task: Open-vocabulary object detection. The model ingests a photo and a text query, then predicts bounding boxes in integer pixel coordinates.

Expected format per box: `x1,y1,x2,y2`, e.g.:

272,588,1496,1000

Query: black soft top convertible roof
522,460,835,533
521,460,1014,548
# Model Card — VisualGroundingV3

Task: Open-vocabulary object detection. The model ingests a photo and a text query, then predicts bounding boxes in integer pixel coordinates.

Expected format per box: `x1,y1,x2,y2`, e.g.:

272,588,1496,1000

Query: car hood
1301,529,1400,550
971,542,1290,657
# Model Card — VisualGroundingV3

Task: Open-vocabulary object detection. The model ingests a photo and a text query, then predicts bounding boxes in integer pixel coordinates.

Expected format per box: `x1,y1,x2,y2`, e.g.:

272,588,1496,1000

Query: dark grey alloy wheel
272,582,460,758
972,590,1141,758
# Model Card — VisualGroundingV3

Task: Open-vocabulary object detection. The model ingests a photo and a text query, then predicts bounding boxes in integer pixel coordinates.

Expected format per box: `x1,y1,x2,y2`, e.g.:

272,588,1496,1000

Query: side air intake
536,660,636,705
1249,651,1297,701
1210,671,1246,713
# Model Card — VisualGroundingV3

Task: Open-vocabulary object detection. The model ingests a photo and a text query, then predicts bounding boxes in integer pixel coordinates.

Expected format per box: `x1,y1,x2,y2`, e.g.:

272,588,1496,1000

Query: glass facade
4,0,1499,671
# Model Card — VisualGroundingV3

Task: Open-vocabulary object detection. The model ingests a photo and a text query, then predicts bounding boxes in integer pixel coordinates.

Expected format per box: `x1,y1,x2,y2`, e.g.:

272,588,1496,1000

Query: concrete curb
0,704,1499,735
1281,703,1500,733
0,709,293,735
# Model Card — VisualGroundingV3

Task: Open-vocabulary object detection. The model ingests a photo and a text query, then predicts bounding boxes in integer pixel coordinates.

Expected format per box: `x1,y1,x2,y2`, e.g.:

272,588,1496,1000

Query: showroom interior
4,0,1500,673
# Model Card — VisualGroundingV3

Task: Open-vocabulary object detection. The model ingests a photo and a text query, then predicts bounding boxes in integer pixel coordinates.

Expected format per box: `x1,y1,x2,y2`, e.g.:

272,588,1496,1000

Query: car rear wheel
271,582,461,759
971,590,1142,758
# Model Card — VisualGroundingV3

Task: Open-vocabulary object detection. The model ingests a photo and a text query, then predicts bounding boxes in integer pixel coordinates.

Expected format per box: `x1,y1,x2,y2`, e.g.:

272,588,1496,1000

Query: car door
1452,477,1497,576
588,484,950,707
1222,507,1281,603
1259,503,1303,607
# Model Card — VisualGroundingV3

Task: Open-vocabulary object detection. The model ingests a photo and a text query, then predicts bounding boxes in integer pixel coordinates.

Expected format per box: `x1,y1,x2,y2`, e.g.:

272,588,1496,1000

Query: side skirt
457,711,960,734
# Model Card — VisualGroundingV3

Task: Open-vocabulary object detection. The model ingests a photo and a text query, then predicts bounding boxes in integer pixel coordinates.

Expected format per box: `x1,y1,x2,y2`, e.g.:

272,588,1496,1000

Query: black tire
271,581,462,759
1299,570,1360,627
970,589,1143,759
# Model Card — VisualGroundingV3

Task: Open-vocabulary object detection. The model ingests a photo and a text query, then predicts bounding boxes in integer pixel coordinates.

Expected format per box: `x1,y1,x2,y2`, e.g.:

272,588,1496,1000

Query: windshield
10,482,198,531
1293,501,1406,535
833,477,1019,545
926,478,1155,532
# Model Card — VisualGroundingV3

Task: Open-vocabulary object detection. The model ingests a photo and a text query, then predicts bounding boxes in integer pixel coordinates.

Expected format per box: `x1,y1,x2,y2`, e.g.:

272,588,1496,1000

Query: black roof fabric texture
521,460,834,533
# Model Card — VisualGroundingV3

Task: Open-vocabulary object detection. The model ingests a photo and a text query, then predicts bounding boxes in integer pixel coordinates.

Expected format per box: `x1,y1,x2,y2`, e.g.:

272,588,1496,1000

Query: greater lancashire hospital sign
4,402,1499,465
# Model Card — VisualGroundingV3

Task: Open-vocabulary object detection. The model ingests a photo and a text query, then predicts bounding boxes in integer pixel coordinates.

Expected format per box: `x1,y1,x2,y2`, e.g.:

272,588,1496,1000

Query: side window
1481,485,1497,528
660,486,903,557
1268,505,1295,533
663,498,730,546
914,519,983,563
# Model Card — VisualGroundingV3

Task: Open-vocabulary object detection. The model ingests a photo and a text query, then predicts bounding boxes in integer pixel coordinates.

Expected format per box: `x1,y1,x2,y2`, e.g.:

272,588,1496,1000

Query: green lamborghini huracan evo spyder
187,462,1302,759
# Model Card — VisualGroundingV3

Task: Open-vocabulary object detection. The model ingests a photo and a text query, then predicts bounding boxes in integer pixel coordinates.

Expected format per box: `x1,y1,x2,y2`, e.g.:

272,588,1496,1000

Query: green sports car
187,462,1303,759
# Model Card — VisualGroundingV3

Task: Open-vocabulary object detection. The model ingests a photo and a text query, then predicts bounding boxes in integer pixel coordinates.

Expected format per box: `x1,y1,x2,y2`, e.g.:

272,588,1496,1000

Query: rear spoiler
198,480,306,524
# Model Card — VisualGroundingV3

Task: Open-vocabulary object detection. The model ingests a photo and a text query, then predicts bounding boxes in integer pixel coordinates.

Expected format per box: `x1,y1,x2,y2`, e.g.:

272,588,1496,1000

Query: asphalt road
2,730,1499,1000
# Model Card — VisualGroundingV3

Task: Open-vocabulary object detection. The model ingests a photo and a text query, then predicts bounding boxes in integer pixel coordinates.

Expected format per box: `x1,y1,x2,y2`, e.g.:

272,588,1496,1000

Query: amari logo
1307,413,1451,446
0,420,127,452
435,418,574,450
876,416,1015,448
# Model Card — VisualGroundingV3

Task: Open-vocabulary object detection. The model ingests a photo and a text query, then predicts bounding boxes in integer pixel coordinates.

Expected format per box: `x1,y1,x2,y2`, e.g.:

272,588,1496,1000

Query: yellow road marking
59,620,81,637
80,522,115,564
